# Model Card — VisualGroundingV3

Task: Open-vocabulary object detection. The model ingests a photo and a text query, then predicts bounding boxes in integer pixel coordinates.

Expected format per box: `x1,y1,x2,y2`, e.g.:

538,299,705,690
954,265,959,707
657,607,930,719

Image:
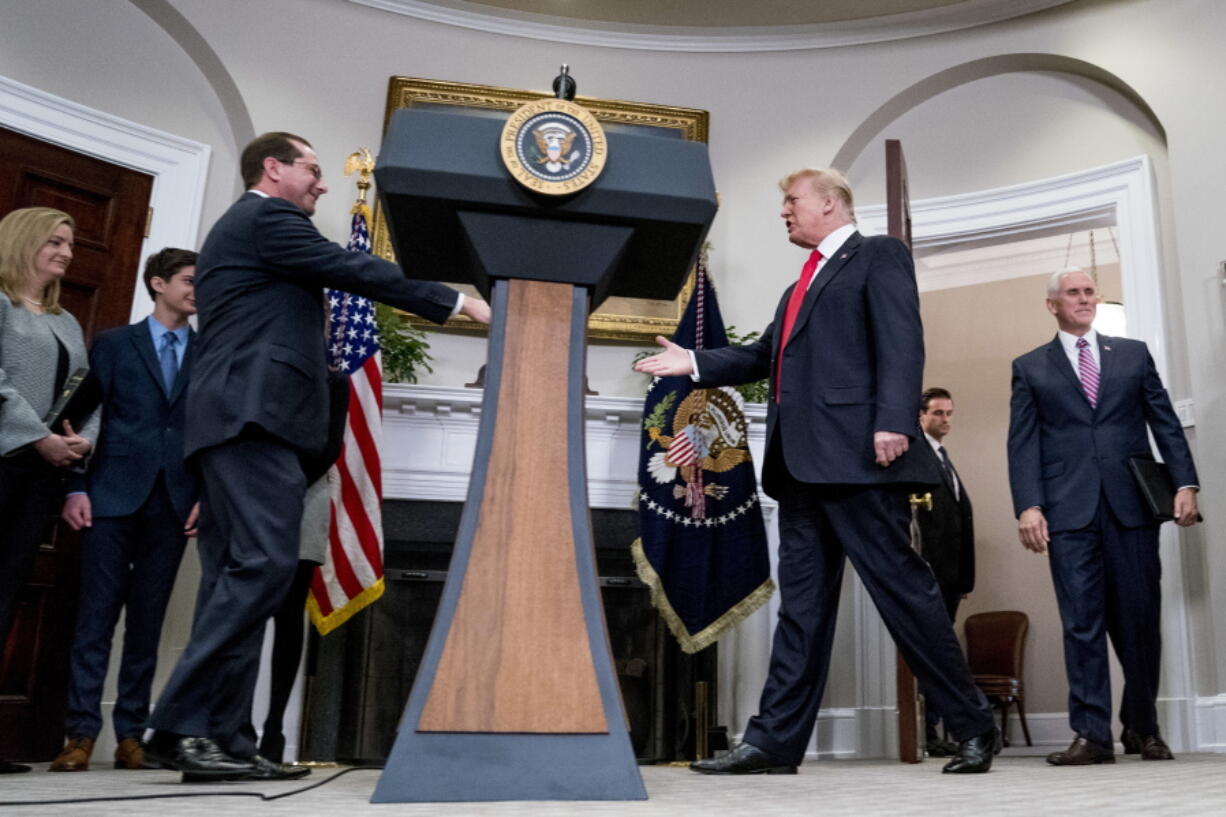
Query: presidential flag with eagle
633,249,773,653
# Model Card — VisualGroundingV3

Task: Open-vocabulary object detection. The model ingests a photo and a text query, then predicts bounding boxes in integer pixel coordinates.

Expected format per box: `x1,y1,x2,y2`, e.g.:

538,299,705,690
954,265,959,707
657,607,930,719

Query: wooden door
0,126,152,761
886,138,924,764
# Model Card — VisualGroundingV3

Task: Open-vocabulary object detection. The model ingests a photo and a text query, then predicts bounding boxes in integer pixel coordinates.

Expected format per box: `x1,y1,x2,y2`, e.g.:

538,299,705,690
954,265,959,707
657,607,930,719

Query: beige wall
2,0,1223,745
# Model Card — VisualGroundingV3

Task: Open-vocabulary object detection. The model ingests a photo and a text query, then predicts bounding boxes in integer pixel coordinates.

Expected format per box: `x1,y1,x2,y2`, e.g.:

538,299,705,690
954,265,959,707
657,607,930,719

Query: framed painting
372,75,709,342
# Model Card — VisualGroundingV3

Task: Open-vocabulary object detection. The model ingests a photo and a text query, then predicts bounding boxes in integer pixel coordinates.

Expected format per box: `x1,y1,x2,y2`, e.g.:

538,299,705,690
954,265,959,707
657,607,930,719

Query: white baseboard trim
733,701,1226,759
1194,695,1226,752
812,707,861,759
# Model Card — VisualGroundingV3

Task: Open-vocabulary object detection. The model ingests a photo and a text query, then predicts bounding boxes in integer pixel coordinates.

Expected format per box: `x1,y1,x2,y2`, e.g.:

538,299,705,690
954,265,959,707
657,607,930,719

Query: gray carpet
3,754,1225,815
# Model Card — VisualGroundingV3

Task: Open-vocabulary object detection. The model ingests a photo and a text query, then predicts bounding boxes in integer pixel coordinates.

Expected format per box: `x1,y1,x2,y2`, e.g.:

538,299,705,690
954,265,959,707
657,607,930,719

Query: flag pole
344,147,374,218
306,147,388,636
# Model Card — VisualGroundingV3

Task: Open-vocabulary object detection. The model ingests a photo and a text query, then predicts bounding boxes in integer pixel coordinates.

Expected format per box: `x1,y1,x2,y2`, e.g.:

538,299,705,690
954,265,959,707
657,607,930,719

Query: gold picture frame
373,75,709,343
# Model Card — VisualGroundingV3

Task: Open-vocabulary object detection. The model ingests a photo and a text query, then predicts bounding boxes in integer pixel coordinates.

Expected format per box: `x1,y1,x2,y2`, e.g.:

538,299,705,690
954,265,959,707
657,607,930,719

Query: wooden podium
369,108,717,802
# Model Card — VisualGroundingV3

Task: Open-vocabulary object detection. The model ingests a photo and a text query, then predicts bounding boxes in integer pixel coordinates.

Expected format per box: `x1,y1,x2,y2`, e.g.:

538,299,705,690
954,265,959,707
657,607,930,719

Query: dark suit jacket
694,231,932,496
917,441,974,595
1007,334,1198,533
186,193,459,460
80,320,198,520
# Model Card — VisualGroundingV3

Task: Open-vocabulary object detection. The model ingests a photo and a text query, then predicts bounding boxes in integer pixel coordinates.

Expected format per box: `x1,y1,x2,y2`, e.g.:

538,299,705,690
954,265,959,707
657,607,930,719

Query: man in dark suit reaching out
145,132,490,780
1008,268,1199,765
636,168,998,774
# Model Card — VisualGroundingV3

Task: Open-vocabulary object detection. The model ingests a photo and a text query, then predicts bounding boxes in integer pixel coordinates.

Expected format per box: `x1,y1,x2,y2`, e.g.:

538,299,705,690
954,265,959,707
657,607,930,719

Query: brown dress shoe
1139,734,1174,760
115,738,148,770
49,738,95,772
1121,728,1173,760
1046,736,1114,766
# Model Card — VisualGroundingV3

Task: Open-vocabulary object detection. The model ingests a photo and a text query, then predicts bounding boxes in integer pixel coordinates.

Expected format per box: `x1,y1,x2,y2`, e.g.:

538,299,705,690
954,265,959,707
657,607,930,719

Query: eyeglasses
281,158,323,181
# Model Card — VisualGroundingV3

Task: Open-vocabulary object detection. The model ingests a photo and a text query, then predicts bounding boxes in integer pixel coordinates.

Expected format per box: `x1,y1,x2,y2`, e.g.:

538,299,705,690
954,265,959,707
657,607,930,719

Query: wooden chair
964,611,1032,747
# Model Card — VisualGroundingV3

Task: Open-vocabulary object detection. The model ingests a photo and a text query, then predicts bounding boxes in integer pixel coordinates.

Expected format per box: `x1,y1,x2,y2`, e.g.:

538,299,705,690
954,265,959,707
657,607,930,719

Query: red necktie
774,249,821,402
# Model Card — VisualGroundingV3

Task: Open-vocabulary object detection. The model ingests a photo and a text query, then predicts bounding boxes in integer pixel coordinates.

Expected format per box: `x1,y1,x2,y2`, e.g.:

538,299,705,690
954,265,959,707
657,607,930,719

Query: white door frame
0,73,210,321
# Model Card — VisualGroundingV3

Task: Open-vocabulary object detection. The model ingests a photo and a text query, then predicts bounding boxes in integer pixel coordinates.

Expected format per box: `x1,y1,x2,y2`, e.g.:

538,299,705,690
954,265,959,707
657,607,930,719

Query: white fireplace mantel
381,382,769,511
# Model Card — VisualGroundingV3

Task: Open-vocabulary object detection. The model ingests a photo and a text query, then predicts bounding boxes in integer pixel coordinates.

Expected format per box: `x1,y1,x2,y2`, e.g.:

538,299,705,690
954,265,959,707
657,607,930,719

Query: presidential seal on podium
500,96,607,195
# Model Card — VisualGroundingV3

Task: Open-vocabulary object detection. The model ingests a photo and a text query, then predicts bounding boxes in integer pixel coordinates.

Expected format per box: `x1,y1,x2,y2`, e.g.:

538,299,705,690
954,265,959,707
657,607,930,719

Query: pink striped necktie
1077,337,1099,408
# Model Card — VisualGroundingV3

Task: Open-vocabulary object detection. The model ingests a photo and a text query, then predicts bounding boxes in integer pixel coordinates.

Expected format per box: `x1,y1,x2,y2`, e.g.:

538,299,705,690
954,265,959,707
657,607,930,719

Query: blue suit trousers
743,464,993,763
65,475,186,740
1047,495,1161,746
148,437,303,756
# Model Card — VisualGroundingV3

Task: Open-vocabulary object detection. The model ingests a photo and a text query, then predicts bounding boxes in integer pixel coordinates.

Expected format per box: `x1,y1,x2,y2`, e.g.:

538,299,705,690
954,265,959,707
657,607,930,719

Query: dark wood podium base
372,279,645,802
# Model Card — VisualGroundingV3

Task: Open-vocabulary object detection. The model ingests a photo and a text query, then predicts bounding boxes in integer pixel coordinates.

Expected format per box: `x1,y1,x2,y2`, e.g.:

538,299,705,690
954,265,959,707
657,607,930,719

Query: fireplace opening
300,500,720,764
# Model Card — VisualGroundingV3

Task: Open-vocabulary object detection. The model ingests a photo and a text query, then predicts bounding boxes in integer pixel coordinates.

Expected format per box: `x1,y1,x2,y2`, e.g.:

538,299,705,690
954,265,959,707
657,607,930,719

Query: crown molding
346,0,1072,53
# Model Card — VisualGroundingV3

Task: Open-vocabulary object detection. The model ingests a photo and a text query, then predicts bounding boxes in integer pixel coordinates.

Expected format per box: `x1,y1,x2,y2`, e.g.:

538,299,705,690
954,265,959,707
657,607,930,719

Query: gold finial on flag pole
344,147,375,218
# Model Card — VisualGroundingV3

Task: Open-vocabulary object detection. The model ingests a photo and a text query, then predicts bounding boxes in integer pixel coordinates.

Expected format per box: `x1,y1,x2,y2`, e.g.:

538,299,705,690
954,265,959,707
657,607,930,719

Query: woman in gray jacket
0,207,95,773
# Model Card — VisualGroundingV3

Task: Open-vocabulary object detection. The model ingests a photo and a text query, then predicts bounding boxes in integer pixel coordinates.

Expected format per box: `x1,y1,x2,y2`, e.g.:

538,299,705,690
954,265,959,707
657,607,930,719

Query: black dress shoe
245,755,311,781
690,742,797,775
257,731,286,764
1121,728,1173,760
144,733,255,780
942,727,1002,774
926,737,959,758
1046,735,1114,766
0,760,31,774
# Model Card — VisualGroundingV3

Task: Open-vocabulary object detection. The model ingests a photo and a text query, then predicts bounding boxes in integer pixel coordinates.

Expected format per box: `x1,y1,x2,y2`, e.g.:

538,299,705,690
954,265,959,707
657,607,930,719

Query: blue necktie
159,332,179,394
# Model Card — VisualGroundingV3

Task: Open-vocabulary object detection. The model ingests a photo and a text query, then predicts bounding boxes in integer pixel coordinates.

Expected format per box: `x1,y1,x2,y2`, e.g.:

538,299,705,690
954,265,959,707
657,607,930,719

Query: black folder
1128,457,1202,523
43,368,102,433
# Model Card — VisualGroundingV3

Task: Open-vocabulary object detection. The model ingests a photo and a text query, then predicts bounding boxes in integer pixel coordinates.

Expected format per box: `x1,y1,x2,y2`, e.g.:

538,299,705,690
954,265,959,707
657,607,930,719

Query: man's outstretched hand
460,296,492,325
633,336,694,378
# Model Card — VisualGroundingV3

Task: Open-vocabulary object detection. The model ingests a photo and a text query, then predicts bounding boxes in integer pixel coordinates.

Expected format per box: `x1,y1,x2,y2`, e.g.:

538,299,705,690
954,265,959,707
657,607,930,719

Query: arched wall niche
127,0,255,180
830,53,1166,176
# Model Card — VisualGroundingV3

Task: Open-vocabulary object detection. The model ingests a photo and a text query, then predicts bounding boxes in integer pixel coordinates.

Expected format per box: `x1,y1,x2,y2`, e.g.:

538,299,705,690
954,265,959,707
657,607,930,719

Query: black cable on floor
0,764,384,808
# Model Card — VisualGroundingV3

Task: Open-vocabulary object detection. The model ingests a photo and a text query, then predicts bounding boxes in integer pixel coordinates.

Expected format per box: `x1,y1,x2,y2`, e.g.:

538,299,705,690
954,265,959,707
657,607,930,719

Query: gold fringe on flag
631,537,775,654
307,576,386,636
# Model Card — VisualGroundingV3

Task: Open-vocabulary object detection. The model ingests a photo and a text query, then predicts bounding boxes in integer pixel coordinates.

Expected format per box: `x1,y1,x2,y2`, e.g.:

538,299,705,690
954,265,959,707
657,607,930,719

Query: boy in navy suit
51,248,200,772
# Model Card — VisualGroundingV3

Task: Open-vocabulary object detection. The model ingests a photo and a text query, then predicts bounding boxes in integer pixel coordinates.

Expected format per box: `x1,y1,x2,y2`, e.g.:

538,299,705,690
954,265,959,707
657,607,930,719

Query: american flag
307,204,387,635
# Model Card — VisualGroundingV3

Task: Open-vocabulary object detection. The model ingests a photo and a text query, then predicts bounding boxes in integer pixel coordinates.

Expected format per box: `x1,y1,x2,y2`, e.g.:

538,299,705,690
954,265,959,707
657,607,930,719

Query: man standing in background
915,386,975,757
1008,268,1199,766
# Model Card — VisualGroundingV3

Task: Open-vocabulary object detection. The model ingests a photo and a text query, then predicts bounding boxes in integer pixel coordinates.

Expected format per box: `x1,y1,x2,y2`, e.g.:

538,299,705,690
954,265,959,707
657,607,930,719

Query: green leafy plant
375,302,434,384
723,326,769,404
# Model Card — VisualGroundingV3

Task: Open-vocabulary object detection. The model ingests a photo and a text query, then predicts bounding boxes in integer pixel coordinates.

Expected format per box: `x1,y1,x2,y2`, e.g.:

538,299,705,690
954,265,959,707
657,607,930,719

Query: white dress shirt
1057,328,1100,371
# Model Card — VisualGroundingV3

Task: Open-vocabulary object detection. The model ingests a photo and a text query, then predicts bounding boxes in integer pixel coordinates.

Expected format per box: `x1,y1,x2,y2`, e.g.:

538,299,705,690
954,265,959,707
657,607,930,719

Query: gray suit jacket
0,296,99,457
